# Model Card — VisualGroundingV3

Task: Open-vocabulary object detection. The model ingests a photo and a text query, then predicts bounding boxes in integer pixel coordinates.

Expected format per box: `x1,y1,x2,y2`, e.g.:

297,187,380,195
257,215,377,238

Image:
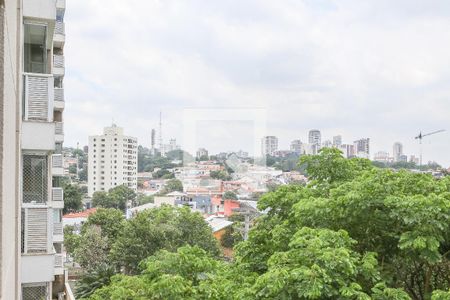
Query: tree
109,185,136,208
74,226,109,270
160,179,183,195
81,208,125,244
91,186,136,211
90,246,231,300
136,193,154,206
64,225,81,257
63,184,83,214
110,206,219,274
223,191,238,200
69,164,77,174
75,264,116,299
210,170,232,181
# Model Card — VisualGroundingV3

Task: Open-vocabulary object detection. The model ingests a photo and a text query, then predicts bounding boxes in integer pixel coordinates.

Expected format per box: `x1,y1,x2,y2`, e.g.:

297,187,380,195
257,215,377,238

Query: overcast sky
64,0,450,166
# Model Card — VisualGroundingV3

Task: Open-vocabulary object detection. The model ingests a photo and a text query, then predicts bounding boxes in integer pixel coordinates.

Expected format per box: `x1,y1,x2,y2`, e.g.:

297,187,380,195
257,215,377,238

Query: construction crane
414,129,445,166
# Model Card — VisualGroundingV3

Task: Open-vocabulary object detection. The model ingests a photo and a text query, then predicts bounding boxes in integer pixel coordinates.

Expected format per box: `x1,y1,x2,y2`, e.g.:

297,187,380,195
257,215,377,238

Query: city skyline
64,0,450,166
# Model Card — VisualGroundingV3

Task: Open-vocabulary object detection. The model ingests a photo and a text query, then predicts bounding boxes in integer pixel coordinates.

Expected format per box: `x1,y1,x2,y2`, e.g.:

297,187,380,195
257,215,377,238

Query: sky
64,0,450,166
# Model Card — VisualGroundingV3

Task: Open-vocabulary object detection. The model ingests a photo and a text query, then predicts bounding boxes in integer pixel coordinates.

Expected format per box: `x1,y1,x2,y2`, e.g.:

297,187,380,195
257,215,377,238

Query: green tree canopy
160,179,183,195
110,205,219,274
223,190,238,200
63,184,83,214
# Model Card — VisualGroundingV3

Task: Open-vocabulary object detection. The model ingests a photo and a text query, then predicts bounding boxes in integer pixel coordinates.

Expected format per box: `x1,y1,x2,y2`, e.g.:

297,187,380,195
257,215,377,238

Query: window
24,23,48,73
22,155,48,204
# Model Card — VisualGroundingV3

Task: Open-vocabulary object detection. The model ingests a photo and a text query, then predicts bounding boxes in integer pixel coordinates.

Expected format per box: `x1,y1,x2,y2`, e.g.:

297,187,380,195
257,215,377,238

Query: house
63,208,97,228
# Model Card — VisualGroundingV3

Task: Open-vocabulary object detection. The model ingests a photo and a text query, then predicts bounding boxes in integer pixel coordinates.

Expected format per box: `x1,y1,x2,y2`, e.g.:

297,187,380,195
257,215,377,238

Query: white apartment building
261,136,278,156
1,0,71,298
88,125,138,197
290,139,302,153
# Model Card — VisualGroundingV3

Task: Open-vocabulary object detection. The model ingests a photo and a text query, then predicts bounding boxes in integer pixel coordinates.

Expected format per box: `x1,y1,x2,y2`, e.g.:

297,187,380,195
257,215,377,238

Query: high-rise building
290,140,303,153
308,129,321,145
339,144,355,158
261,136,278,156
196,148,209,159
322,140,332,148
88,125,138,197
354,138,370,158
333,135,342,147
0,0,72,297
393,142,403,162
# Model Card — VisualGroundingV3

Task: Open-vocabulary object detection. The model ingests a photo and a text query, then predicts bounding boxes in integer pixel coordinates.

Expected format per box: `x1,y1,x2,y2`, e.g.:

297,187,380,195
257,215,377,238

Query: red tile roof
63,208,97,219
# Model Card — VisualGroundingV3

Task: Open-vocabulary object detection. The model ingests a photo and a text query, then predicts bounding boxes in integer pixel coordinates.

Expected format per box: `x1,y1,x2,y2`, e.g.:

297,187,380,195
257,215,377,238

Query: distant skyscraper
339,144,355,158
308,130,321,145
354,138,370,158
196,148,209,159
333,135,342,147
393,142,403,162
290,140,303,153
261,136,278,156
323,140,332,148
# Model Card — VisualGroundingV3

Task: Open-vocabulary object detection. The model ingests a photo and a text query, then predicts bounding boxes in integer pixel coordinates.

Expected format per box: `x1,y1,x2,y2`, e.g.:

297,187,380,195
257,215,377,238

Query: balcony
55,122,64,142
53,55,65,76
52,187,64,208
54,21,65,48
54,87,65,110
52,154,64,176
53,222,63,243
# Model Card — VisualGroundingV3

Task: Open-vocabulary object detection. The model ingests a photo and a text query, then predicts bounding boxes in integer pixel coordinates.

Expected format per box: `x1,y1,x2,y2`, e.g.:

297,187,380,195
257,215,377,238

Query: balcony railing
55,253,63,268
52,187,63,203
55,122,64,135
52,154,63,169
55,21,65,35
53,55,64,69
23,73,53,122
53,222,63,236
54,88,64,102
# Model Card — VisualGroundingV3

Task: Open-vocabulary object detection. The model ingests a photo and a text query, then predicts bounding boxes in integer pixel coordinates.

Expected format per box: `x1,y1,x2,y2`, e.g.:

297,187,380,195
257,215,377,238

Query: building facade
88,125,138,197
261,136,278,156
332,135,342,147
354,138,370,158
308,129,321,145
393,142,403,162
290,139,302,154
0,0,71,298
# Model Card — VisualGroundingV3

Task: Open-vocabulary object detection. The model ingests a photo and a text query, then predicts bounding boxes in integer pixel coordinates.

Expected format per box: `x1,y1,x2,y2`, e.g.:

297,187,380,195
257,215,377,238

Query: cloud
64,0,450,166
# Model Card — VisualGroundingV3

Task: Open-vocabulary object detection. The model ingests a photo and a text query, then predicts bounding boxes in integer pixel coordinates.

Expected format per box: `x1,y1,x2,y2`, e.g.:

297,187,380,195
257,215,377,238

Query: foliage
90,246,236,300
76,264,116,299
74,226,109,270
64,225,80,257
91,185,136,211
110,205,219,274
83,150,449,299
223,190,238,200
159,179,183,195
63,184,83,214
210,170,232,181
136,193,154,206
81,208,125,243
